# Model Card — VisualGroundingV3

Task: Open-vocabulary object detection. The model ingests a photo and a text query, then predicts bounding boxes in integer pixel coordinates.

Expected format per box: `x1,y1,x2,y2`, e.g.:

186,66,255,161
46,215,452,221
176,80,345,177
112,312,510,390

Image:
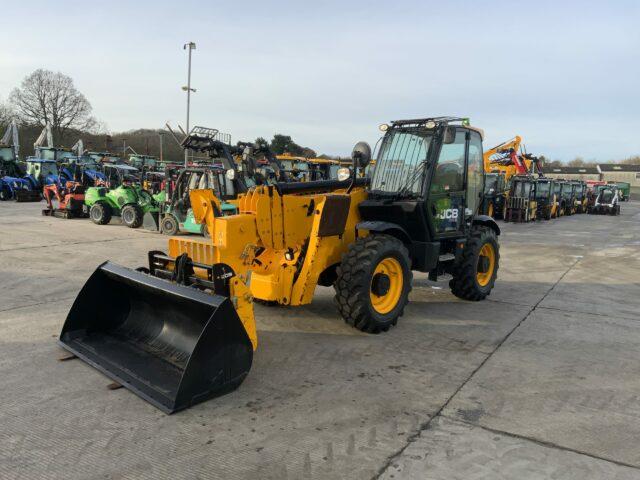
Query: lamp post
158,132,164,163
182,41,196,167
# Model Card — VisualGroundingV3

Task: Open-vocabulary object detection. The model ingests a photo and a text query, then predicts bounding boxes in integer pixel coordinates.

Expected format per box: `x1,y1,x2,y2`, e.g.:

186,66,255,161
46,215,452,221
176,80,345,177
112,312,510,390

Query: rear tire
450,226,499,301
90,202,112,225
334,234,412,333
161,214,179,235
121,204,144,228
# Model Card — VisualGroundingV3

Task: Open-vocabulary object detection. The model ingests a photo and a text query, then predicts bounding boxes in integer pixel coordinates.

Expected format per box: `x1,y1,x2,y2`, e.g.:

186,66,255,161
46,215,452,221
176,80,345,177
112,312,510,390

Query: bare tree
0,98,15,126
9,69,98,141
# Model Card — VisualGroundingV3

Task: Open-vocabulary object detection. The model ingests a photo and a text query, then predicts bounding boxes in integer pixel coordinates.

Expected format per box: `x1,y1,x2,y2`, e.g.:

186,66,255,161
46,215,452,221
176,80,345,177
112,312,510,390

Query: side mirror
443,126,456,144
351,141,371,168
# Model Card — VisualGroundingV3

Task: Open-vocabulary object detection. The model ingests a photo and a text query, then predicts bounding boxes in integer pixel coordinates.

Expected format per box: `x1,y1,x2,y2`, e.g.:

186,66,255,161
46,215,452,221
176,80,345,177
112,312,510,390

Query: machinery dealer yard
1,200,639,480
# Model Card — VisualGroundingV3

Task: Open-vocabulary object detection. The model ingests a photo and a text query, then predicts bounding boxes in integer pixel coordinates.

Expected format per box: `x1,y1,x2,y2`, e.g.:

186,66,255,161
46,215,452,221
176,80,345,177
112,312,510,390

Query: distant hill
1,124,184,161
0,124,329,162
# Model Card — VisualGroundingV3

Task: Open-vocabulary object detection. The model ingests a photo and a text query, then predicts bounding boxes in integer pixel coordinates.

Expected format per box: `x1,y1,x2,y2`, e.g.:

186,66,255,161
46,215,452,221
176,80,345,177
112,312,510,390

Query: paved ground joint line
372,257,583,479
0,235,149,253
0,296,77,314
441,414,640,471
536,304,639,322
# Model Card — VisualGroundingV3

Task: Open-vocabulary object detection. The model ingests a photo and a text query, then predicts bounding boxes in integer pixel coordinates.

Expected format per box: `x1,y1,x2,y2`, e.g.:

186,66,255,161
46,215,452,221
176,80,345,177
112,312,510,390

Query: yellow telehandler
59,117,501,413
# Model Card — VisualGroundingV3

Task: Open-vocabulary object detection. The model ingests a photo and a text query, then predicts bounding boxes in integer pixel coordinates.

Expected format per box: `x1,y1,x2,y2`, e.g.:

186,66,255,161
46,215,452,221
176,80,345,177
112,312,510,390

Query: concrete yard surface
1,201,639,479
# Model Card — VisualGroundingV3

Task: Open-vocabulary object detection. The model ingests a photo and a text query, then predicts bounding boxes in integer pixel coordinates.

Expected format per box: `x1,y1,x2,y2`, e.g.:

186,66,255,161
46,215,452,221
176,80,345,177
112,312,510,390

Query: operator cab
535,178,553,201
357,117,491,272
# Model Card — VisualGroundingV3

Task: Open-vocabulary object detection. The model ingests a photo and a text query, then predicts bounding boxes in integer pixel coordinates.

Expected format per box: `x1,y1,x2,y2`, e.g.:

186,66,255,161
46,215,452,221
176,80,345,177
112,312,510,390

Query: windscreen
0,147,13,161
484,174,498,194
600,189,614,203
370,129,432,194
536,181,550,199
41,162,58,177
513,181,531,197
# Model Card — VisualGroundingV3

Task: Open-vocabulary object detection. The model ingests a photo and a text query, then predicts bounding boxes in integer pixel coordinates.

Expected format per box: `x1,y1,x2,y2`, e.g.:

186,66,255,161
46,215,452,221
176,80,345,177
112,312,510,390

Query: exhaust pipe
59,262,253,413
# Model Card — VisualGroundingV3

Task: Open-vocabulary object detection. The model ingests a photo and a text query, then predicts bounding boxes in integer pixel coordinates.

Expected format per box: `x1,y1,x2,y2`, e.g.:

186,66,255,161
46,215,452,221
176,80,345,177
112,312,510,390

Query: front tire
89,201,112,225
450,226,499,301
334,234,412,333
161,214,179,235
121,204,144,228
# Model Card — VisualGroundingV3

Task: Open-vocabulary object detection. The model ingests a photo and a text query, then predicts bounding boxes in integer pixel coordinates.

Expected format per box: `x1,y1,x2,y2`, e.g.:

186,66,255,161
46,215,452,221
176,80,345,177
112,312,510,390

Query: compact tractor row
481,136,621,221
57,117,503,413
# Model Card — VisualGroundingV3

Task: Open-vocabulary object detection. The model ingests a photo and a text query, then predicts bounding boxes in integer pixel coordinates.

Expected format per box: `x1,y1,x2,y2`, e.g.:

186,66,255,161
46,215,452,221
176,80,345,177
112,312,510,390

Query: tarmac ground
1,200,639,479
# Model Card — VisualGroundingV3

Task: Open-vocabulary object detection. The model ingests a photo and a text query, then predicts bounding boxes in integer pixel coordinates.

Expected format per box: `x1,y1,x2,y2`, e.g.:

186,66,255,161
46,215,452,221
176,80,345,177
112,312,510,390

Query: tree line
0,69,323,160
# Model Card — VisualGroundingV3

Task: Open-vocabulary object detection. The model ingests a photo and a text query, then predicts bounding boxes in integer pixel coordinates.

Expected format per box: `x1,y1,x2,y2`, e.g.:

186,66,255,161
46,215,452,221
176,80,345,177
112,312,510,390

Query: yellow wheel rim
476,243,496,287
370,257,404,314
488,203,494,217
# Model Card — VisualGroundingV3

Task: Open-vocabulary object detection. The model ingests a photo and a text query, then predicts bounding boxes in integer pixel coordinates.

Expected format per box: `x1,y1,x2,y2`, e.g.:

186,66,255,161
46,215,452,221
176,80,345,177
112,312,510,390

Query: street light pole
183,41,196,167
158,132,164,163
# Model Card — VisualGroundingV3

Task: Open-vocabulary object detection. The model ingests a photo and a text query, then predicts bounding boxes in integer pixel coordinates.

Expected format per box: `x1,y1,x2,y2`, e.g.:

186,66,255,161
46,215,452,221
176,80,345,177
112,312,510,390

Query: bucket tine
59,262,253,413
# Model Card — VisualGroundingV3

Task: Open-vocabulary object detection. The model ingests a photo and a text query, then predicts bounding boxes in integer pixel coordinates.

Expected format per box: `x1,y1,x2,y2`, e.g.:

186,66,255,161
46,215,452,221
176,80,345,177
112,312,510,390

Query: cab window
431,129,465,194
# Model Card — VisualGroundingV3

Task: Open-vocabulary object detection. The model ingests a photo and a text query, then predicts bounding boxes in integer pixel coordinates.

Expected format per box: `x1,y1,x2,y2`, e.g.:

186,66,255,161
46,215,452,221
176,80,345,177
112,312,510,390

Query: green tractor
85,164,163,228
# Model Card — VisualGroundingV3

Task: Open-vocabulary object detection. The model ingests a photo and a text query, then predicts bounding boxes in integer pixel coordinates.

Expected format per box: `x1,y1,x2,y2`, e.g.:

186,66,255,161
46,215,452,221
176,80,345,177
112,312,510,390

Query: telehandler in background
58,117,500,413
559,180,576,216
504,175,537,222
571,180,588,214
534,177,558,220
481,172,507,219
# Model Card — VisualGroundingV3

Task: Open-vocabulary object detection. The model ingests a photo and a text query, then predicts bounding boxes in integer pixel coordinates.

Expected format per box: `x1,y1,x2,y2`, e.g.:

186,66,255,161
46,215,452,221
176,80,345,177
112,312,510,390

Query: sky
1,0,639,161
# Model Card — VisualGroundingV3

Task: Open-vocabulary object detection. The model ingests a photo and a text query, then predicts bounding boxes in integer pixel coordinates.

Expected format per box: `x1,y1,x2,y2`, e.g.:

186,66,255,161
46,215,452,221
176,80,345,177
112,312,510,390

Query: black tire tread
334,234,412,334
90,201,112,225
450,226,499,301
122,204,144,228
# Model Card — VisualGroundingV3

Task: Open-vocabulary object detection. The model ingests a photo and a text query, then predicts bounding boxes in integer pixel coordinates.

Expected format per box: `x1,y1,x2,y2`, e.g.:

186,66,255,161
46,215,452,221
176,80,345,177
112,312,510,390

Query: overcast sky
1,0,638,161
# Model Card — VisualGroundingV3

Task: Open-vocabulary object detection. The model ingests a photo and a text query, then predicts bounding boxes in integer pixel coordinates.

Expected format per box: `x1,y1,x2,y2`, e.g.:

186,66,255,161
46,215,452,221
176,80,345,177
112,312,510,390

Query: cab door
427,128,468,239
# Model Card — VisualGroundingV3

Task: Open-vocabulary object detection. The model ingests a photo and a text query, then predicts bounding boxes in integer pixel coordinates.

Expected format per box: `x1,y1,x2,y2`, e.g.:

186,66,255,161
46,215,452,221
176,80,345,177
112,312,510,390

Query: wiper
395,160,428,198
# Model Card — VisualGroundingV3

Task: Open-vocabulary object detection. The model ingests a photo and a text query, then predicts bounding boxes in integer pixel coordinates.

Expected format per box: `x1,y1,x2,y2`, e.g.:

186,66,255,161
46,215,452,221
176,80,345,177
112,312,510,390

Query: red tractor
41,181,87,219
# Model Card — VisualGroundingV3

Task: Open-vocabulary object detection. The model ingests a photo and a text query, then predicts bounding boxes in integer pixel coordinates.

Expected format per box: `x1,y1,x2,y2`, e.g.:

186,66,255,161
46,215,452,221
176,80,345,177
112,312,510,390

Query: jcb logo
438,208,459,220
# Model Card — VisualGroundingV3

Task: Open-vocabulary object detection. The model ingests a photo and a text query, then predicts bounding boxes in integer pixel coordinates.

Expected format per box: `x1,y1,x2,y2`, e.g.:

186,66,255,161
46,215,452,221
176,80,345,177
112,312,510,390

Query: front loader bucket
59,262,253,414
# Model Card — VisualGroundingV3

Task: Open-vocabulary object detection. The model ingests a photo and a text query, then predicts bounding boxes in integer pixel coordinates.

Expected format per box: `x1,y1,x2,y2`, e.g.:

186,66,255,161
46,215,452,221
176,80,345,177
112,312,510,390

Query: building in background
542,166,600,181
598,164,640,184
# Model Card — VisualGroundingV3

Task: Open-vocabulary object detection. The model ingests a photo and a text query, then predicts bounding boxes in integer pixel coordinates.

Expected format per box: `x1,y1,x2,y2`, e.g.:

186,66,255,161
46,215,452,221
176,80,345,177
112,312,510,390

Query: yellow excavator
59,117,501,413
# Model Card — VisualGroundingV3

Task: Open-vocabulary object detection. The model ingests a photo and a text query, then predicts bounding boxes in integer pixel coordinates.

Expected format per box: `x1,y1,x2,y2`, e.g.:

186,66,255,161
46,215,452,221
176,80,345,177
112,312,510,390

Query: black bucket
59,262,253,414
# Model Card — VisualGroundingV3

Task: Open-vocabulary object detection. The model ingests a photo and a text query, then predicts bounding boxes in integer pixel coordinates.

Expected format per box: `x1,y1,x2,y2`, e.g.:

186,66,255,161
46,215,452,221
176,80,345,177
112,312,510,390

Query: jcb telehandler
558,180,576,216
571,180,588,214
481,172,507,219
534,177,558,220
58,117,500,413
504,175,537,222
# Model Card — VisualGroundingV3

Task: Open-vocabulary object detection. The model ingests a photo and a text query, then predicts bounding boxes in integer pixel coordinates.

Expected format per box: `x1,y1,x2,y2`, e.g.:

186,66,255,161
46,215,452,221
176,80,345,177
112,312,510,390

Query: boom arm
483,135,543,181
1,120,20,159
34,124,53,150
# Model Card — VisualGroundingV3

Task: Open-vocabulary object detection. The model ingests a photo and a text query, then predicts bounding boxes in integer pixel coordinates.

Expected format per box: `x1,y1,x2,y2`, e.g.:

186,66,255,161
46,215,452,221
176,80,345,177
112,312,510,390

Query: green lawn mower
85,164,163,229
